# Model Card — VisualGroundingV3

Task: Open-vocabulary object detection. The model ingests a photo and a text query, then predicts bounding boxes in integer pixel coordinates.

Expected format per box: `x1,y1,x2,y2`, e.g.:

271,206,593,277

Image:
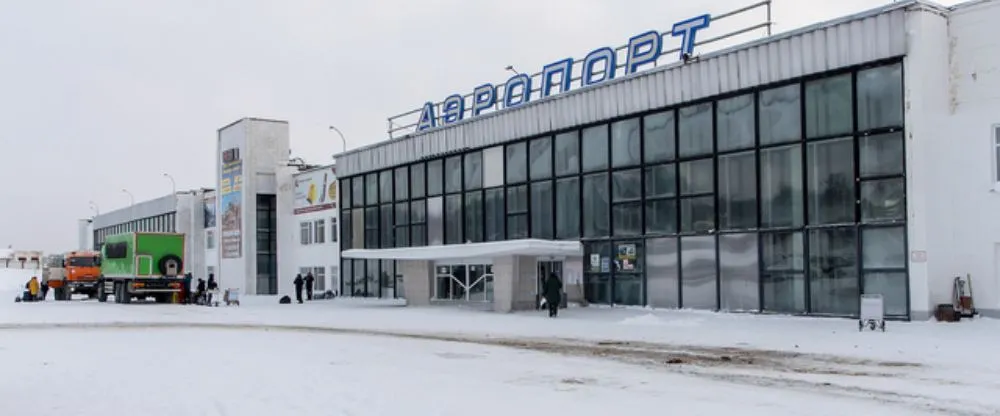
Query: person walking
195,278,206,305
182,273,193,304
206,274,218,306
304,272,315,301
40,279,49,301
293,274,304,304
542,272,563,318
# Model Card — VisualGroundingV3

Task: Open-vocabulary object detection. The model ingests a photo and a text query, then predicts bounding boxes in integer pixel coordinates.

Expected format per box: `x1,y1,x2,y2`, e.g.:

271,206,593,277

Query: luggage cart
859,294,886,332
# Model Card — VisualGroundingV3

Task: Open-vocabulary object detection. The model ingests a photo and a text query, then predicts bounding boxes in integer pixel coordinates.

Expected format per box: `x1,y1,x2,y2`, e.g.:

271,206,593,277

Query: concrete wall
907,1,1000,318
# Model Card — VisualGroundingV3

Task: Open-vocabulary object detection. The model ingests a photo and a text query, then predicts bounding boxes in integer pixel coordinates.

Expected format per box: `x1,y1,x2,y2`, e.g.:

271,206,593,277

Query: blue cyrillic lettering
581,47,617,87
625,30,662,75
541,58,573,98
671,14,711,60
472,83,496,116
417,102,436,131
503,74,532,108
441,94,465,124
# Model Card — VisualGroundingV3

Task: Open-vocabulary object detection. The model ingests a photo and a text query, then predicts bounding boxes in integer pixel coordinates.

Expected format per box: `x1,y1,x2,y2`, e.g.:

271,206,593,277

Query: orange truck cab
52,251,101,300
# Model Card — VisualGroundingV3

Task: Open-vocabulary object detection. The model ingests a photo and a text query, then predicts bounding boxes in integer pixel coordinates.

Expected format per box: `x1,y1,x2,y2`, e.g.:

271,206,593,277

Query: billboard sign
220,153,243,259
294,167,337,215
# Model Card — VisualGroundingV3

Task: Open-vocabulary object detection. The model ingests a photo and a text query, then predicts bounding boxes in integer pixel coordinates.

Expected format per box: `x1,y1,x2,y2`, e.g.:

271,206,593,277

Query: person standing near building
543,272,563,318
293,274,304,304
305,272,315,301
206,274,218,306
27,276,40,302
40,275,49,301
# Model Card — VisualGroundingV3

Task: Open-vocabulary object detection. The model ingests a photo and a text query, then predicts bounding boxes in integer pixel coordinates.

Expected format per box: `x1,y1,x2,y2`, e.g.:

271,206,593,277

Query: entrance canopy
341,239,582,261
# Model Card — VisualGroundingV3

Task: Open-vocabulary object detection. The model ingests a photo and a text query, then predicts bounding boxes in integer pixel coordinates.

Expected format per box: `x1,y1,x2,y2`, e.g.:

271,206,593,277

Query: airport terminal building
336,0,1000,320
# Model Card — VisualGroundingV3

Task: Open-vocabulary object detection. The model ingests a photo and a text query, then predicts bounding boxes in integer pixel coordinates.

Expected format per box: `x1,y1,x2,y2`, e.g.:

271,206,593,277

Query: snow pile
618,313,702,328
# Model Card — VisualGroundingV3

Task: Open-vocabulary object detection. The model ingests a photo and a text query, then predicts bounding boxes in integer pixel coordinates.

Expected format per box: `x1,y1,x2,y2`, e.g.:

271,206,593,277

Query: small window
331,218,338,243
206,231,216,249
314,219,326,244
313,266,326,291
300,222,312,245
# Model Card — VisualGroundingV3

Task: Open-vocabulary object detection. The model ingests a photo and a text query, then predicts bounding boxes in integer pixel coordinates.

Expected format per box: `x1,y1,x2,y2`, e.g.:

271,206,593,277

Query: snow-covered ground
1,289,998,416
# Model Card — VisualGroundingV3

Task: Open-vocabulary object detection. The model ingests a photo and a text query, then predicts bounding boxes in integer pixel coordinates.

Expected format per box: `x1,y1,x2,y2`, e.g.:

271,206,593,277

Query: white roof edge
342,239,583,261
337,0,934,162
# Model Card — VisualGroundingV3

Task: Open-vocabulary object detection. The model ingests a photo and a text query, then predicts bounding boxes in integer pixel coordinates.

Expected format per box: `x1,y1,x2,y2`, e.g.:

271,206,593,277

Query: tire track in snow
0,321,992,416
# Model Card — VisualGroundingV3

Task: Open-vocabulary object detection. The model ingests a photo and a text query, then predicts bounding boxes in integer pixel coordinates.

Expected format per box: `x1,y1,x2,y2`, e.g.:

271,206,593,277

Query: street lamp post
163,173,176,195
329,125,348,156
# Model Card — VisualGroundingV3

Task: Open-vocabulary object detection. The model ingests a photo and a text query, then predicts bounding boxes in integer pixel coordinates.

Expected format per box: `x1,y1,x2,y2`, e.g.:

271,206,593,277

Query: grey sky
0,0,956,253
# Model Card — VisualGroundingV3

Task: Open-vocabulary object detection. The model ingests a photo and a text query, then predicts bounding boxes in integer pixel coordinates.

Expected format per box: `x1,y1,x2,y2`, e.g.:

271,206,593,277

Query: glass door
536,261,564,306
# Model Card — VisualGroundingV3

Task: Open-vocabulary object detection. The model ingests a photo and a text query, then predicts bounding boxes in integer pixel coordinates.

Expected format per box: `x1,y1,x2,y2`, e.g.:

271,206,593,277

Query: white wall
907,2,1000,318
277,165,341,296
217,118,290,295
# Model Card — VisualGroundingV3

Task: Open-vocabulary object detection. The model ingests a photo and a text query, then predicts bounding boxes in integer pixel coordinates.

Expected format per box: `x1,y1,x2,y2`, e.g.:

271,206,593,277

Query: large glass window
805,73,853,138
394,166,408,201
555,177,580,239
809,227,858,315
860,132,904,177
807,137,854,225
380,204,393,248
582,125,609,172
582,173,609,237
717,94,755,152
394,203,409,247
341,178,352,209
612,118,641,168
410,163,425,198
679,102,713,157
861,178,905,223
862,226,907,316
530,181,554,239
427,159,443,196
506,185,528,238
445,156,463,194
554,131,579,176
612,169,641,236
761,231,805,313
644,111,676,163
759,84,801,145
760,144,803,228
464,151,483,190
718,151,756,230
445,194,463,244
857,63,903,131
485,188,505,241
679,159,714,233
351,177,363,208
505,142,527,184
529,137,552,180
379,170,393,203
364,206,378,248
365,173,377,206
465,191,483,242
613,240,644,305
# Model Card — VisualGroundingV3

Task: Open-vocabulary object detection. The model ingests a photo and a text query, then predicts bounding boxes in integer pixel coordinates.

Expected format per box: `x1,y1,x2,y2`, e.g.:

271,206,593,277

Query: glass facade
340,61,908,318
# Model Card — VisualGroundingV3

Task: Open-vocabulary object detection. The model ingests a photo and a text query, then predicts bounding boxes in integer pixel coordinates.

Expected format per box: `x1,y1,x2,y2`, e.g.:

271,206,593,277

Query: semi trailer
96,232,186,304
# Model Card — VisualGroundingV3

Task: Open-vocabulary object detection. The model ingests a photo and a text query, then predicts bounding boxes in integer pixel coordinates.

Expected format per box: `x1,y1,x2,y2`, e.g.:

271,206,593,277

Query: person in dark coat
182,273,193,304
206,274,218,305
293,274,304,304
195,278,206,305
304,272,315,301
543,272,563,318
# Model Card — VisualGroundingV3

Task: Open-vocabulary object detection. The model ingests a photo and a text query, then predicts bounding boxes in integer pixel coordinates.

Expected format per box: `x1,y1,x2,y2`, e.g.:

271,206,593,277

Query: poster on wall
294,167,337,215
203,196,217,228
220,157,243,258
616,243,637,272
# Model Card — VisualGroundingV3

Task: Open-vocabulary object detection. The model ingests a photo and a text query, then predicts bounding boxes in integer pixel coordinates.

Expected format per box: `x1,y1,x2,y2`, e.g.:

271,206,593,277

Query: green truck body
97,232,187,304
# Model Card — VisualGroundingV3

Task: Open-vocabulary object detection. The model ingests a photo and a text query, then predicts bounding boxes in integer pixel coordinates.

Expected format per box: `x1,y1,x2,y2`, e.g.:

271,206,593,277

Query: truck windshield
67,257,98,267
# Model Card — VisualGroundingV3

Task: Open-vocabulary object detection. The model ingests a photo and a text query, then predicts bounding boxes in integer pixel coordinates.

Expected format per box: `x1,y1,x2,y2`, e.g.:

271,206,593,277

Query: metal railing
385,0,772,140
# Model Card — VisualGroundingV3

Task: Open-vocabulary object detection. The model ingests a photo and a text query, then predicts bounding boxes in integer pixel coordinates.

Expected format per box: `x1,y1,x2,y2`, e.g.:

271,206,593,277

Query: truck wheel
98,285,107,303
158,255,183,277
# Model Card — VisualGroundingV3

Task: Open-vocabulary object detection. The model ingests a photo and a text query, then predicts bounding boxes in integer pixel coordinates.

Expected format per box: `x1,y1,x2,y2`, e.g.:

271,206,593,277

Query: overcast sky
0,0,959,253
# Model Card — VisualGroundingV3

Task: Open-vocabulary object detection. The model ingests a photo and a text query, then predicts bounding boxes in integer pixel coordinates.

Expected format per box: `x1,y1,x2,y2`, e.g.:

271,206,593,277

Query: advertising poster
220,160,243,258
203,196,217,228
294,167,337,215
616,243,637,272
